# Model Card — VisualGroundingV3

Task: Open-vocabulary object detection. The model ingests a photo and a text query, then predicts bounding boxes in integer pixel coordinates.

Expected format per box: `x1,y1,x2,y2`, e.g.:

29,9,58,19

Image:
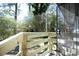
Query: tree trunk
14,3,17,33
15,3,17,20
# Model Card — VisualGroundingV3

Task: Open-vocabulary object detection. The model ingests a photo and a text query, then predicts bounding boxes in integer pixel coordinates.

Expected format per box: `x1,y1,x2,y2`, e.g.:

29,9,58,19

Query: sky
17,3,29,20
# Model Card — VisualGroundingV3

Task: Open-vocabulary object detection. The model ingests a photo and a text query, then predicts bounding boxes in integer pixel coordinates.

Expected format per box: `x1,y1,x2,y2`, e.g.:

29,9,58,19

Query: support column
21,33,28,56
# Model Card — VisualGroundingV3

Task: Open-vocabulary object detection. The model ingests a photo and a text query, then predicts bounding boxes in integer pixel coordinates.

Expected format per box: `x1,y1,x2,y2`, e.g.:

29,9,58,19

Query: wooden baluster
18,33,23,56
21,33,28,56
48,32,53,54
48,32,56,55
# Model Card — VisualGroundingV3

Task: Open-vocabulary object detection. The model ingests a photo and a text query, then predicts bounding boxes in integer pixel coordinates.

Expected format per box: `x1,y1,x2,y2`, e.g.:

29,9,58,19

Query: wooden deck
0,32,56,56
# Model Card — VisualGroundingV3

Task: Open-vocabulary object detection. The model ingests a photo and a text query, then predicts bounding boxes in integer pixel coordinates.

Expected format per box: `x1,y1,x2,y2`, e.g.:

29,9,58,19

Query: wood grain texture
0,32,56,56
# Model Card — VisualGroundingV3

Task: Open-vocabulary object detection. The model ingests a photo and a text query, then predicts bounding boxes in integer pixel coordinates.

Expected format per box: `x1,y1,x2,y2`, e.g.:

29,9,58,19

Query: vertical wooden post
18,33,24,56
21,33,28,56
48,32,53,54
18,41,22,56
48,32,57,55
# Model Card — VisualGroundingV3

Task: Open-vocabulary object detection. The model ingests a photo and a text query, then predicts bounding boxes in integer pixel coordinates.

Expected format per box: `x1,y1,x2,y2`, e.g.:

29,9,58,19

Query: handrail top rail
0,32,56,43
0,32,56,45
0,32,23,45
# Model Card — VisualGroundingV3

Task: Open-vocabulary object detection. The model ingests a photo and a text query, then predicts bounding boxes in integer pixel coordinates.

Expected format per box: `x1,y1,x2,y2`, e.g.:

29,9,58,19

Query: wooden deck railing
0,32,56,56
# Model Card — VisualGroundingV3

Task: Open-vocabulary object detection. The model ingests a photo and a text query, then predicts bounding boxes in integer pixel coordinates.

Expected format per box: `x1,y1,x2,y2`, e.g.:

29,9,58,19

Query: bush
0,17,16,41
17,18,35,32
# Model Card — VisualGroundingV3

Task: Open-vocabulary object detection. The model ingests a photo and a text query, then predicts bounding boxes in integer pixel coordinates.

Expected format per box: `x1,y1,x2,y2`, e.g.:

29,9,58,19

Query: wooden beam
28,44,48,56
48,32,56,53
27,38,48,48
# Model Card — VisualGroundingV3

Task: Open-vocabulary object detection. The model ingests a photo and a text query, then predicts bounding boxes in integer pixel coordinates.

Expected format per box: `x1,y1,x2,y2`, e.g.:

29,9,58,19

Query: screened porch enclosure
57,3,79,56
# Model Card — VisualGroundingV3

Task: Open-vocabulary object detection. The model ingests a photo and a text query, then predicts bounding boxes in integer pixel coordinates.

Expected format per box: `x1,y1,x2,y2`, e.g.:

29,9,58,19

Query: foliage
30,16,46,32
49,14,56,32
17,14,57,32
28,3,50,31
17,21,28,32
0,3,20,19
0,17,16,41
29,3,50,15
18,4,57,32
0,3,15,17
17,18,33,32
